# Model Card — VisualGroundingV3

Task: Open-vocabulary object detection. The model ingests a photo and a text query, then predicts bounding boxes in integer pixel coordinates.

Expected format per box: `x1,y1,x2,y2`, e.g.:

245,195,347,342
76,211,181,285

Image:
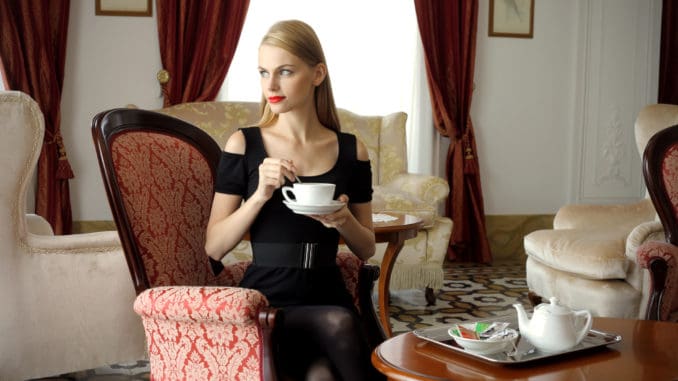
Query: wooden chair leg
425,287,436,306
527,291,543,307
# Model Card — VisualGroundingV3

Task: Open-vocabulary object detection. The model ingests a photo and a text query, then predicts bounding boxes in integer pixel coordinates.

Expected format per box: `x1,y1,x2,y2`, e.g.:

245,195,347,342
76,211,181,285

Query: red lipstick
268,96,285,104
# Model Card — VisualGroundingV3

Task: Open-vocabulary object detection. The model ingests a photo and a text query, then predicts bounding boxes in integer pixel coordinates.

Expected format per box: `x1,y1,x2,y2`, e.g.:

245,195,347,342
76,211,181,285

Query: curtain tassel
56,157,74,180
55,140,74,179
462,131,477,175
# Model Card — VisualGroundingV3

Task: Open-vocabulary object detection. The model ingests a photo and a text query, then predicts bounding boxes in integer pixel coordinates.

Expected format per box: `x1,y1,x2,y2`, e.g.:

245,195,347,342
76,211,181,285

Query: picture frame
489,0,534,38
95,0,152,17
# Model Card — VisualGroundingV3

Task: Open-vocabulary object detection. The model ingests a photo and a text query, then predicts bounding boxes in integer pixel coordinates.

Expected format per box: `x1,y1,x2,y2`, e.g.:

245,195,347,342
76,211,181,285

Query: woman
205,20,381,381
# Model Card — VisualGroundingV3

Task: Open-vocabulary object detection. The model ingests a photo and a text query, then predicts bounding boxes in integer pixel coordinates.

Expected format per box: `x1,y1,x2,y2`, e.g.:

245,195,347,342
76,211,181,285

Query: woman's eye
259,70,270,78
280,69,292,76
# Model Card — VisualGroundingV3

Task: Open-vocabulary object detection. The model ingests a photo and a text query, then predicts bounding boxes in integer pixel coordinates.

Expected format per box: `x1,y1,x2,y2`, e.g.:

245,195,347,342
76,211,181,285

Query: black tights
274,305,383,381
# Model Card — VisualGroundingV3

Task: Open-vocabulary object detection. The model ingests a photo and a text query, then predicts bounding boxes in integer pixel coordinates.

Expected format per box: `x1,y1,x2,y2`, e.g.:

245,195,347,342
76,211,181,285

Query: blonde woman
205,20,381,381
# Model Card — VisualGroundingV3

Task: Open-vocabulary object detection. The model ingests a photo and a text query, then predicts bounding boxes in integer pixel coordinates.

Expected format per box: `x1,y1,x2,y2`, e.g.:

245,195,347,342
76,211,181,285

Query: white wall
60,0,661,221
473,0,579,214
61,0,162,221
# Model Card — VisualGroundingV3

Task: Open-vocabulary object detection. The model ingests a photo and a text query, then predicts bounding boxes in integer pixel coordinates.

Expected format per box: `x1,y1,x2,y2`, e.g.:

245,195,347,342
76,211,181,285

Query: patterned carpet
32,260,527,380
390,260,528,334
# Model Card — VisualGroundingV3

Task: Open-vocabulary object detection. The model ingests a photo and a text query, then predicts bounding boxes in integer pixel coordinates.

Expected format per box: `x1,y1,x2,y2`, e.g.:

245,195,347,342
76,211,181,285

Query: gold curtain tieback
157,69,170,85
465,147,474,160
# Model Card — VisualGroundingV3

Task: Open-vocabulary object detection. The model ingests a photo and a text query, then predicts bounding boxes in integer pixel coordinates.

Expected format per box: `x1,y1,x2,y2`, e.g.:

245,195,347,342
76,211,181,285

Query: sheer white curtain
218,0,436,175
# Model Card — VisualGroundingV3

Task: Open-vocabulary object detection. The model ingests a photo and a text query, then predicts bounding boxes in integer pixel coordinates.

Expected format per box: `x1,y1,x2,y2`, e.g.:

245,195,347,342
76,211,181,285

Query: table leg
378,238,405,338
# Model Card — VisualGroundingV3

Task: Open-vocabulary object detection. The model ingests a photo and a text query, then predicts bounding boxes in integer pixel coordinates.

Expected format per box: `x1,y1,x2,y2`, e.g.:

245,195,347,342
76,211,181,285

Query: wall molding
571,0,661,205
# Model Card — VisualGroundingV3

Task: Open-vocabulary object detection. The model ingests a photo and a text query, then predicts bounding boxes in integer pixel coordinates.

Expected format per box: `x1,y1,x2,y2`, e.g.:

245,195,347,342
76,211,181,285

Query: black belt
251,242,337,269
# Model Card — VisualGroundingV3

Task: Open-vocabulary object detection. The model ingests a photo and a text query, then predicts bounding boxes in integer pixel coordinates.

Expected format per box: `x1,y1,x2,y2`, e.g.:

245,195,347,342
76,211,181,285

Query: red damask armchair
92,109,382,380
637,124,678,322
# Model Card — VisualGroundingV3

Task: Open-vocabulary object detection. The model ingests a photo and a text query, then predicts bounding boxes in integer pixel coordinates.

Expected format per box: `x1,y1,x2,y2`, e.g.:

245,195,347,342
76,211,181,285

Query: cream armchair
523,104,678,319
154,101,453,297
0,91,146,380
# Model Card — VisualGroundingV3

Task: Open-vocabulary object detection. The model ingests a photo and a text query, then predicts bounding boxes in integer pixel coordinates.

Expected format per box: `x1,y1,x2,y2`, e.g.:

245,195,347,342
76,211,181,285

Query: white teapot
513,297,592,352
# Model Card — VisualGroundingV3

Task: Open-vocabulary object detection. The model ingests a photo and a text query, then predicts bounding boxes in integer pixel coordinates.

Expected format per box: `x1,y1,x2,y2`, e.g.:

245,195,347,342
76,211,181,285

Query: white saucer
283,200,344,215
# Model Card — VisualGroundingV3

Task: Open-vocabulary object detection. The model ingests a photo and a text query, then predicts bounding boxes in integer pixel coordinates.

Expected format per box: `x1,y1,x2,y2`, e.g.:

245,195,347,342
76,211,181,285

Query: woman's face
258,44,324,114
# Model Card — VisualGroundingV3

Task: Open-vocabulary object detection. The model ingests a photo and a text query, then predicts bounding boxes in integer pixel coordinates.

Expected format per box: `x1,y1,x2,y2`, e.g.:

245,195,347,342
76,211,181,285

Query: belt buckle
301,242,318,269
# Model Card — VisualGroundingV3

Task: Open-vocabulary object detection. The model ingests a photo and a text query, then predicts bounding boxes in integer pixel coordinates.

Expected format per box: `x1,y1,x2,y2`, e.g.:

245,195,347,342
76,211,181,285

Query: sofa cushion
526,257,641,318
524,228,630,280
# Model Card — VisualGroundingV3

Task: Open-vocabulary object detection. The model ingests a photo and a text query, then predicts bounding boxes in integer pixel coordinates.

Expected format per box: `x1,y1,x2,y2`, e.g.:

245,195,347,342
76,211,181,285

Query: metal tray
412,315,622,364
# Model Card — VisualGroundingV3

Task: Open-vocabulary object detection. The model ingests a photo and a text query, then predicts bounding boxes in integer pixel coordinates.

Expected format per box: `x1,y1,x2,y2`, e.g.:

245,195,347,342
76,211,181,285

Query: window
219,1,437,175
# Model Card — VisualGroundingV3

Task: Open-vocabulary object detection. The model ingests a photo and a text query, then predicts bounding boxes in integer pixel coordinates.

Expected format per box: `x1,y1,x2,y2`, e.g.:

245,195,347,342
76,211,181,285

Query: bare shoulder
224,130,246,154
355,137,369,161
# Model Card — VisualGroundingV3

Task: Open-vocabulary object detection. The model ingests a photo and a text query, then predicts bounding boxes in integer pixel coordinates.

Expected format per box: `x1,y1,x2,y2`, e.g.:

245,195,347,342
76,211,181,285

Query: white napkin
372,213,398,222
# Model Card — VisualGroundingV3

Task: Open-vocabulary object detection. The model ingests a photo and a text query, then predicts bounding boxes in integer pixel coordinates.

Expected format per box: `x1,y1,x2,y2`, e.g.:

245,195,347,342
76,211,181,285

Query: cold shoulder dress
214,127,373,309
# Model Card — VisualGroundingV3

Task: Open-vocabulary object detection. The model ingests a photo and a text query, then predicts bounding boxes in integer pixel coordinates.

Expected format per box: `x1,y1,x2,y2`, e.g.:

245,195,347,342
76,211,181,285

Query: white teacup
282,183,335,205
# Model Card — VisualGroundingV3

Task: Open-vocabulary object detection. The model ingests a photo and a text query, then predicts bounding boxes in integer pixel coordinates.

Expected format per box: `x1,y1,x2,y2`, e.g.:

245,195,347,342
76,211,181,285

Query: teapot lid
539,297,572,315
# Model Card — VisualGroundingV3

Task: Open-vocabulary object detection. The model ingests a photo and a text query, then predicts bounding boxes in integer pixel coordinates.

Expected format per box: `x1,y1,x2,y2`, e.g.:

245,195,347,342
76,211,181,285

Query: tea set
449,297,592,355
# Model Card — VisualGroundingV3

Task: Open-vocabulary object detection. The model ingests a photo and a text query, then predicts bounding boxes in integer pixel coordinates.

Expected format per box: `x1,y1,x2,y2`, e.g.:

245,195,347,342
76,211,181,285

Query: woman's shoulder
338,131,369,161
224,129,246,154
224,127,262,154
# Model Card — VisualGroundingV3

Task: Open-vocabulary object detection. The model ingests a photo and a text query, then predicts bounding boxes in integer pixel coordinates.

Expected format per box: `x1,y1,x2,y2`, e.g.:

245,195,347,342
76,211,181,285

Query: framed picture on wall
95,0,152,17
489,0,534,38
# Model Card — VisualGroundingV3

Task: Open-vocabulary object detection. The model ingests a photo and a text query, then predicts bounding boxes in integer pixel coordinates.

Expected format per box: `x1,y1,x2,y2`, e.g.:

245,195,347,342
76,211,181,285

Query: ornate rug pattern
32,260,527,380
391,260,528,334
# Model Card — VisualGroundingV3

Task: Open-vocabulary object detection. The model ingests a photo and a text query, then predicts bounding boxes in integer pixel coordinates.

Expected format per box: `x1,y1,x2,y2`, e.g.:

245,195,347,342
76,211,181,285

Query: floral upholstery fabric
336,251,362,309
664,146,678,214
636,241,678,321
155,101,452,291
134,287,269,381
111,131,219,287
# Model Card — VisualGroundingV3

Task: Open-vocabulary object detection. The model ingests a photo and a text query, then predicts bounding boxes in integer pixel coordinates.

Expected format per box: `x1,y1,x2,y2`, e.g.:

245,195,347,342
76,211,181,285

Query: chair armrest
359,263,383,348
134,286,270,324
625,220,665,262
134,286,278,380
336,252,384,347
380,173,449,205
337,252,363,307
373,174,447,228
24,230,122,254
636,241,678,321
553,199,655,230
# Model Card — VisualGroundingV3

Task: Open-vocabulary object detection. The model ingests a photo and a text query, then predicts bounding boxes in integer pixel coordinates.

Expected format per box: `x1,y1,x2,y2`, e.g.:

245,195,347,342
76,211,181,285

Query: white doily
372,213,398,222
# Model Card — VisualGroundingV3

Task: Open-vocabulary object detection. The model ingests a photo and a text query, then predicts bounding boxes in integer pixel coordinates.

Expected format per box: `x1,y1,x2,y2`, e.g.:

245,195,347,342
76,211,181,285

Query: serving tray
412,314,622,364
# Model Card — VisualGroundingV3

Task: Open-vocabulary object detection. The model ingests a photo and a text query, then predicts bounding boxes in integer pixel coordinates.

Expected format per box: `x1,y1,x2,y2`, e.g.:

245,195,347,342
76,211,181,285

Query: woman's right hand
254,158,297,202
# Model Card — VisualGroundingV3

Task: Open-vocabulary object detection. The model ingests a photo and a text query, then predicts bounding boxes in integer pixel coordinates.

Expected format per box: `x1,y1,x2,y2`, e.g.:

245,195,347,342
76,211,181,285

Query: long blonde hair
258,20,341,132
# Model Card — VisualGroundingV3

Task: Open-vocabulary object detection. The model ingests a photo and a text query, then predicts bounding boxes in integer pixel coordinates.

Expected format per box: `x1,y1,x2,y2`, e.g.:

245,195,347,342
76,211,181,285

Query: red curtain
414,0,491,263
156,0,249,107
659,0,678,104
0,0,73,234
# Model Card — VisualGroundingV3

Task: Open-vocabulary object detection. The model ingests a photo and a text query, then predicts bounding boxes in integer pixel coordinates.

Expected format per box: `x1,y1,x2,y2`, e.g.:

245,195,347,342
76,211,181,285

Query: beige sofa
523,104,678,319
154,101,453,294
0,91,146,380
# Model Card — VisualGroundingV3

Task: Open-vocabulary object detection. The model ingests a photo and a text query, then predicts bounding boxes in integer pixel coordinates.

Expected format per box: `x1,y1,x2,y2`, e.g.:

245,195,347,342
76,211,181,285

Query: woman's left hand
310,194,351,228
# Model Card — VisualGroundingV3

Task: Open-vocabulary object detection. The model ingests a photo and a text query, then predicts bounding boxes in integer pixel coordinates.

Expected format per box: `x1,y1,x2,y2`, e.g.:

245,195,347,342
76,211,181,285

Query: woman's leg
277,305,382,381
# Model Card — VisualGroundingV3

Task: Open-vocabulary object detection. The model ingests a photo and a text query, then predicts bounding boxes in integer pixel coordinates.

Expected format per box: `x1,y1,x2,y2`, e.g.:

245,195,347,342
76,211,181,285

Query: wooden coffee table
372,317,678,380
373,213,423,337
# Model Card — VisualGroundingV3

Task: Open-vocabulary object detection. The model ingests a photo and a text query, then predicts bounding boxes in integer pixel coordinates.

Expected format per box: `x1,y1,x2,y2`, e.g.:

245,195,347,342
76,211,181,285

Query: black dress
214,127,380,380
214,127,373,308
